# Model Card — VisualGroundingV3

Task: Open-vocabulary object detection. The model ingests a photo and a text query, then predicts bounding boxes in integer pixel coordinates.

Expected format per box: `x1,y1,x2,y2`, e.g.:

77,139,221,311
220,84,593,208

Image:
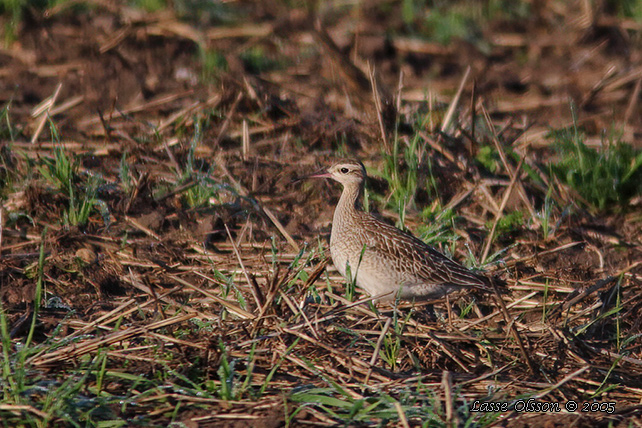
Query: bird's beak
292,168,331,183
307,168,332,179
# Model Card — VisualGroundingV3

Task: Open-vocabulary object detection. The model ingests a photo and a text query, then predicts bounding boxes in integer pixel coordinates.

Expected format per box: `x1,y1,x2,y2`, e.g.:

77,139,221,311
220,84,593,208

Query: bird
307,159,492,302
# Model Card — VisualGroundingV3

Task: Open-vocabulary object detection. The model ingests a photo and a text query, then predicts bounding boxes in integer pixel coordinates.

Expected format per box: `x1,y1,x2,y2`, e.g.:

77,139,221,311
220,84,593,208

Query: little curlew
308,159,491,302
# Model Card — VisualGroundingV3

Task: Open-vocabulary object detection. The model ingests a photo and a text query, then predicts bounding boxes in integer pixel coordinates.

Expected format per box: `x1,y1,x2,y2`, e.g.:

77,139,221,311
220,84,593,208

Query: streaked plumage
310,159,489,302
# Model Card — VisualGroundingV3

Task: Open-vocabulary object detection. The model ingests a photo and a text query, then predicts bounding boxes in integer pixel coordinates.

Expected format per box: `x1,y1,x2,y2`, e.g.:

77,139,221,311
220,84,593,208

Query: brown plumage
309,159,490,302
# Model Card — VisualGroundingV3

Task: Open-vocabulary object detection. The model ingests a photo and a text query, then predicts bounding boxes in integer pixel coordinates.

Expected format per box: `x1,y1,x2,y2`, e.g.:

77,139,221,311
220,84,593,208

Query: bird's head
308,159,366,187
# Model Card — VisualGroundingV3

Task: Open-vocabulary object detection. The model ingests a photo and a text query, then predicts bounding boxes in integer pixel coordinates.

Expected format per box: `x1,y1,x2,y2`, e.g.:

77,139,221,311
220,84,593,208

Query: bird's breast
329,215,365,279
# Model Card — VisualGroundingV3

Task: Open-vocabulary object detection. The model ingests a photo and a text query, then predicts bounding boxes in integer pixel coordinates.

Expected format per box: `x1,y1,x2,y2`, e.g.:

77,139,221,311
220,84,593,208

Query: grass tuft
38,144,107,228
548,120,642,212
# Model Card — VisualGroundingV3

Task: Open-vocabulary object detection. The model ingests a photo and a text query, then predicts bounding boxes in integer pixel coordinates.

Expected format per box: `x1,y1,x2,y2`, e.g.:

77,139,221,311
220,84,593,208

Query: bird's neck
336,182,363,218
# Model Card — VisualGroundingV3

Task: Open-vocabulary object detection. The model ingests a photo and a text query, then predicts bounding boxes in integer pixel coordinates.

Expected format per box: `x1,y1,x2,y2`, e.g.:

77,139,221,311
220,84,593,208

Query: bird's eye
340,167,349,174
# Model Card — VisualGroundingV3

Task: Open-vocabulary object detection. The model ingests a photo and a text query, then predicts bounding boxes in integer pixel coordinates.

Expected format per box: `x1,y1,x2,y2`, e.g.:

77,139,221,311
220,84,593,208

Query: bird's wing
361,215,487,288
